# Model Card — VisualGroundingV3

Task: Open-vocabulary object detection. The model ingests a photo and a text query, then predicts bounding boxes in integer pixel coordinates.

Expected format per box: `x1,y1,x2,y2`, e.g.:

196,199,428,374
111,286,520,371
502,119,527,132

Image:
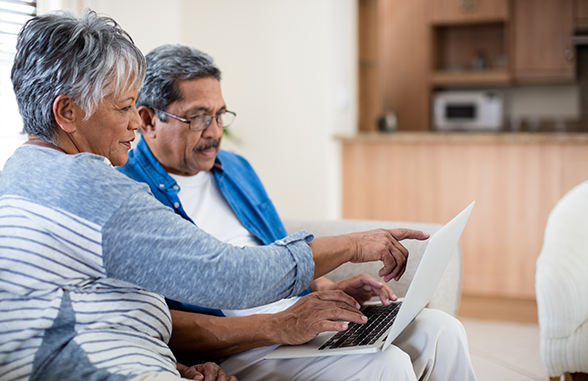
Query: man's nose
202,117,223,138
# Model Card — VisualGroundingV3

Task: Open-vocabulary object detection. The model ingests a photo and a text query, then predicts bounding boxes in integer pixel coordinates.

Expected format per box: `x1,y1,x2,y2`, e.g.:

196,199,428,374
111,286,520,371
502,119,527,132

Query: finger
316,290,361,309
200,363,222,381
214,369,231,381
378,242,402,282
385,238,409,281
186,370,204,381
342,276,384,292
388,228,430,241
312,304,368,325
373,283,397,304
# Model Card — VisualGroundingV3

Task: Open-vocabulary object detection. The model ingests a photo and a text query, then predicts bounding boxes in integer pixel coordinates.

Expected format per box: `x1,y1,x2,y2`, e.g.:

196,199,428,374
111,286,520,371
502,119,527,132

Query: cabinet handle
565,46,574,61
459,0,477,13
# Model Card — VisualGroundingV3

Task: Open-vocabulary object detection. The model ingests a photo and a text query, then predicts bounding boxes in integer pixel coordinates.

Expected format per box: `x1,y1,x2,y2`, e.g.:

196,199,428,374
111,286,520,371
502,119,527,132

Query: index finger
387,228,430,241
315,290,362,310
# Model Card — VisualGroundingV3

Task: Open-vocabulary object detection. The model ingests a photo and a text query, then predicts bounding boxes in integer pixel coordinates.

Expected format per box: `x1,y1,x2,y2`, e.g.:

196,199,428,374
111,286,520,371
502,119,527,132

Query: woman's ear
138,106,158,138
52,95,79,133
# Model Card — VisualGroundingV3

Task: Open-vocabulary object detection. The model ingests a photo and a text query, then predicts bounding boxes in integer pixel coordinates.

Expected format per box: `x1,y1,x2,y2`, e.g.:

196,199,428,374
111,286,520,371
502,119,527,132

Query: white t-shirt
170,171,299,316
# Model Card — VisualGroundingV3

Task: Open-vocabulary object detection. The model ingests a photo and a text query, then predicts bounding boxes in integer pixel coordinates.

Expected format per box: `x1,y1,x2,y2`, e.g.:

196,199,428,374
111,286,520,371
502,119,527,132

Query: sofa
282,218,463,317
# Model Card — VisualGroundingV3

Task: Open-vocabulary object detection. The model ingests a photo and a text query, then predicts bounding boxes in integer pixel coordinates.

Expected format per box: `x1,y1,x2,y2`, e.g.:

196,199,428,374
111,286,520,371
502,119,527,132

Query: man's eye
190,115,210,122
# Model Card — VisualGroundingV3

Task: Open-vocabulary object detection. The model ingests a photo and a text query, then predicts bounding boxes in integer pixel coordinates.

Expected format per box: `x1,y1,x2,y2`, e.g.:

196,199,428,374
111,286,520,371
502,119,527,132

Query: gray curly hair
11,8,146,143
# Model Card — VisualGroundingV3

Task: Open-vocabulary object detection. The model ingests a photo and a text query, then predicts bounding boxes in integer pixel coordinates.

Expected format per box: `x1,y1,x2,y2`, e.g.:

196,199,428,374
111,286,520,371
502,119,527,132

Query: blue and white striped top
0,145,314,381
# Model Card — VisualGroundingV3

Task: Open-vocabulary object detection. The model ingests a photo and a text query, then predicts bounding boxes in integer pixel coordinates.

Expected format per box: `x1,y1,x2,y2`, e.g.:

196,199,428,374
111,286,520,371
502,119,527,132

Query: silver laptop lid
382,201,475,350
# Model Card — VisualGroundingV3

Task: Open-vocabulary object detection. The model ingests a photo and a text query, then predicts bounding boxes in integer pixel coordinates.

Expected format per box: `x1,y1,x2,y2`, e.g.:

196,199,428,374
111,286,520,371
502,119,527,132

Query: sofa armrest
282,218,463,317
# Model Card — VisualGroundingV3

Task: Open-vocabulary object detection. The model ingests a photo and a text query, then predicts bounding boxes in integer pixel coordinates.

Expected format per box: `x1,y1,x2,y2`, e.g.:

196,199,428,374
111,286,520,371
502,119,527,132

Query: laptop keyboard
318,301,402,350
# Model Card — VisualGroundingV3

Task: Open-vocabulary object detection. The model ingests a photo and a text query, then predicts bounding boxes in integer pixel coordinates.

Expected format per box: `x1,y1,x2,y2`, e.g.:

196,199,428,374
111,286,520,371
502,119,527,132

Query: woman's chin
110,153,129,167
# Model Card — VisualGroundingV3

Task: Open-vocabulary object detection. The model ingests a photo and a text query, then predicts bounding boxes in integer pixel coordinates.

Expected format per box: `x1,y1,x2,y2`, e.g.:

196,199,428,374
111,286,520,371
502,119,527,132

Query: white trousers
219,308,477,381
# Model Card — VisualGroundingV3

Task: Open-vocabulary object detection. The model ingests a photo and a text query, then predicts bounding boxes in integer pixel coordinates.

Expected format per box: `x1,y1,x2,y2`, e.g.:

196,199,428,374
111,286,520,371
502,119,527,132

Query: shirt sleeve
101,189,315,310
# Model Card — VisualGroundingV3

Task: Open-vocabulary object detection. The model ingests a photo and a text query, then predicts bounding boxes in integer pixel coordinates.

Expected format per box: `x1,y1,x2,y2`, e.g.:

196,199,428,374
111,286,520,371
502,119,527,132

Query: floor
461,318,547,381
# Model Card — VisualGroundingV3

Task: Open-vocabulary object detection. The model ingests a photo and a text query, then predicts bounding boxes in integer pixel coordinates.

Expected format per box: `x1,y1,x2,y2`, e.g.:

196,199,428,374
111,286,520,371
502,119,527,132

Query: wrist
344,234,358,263
263,313,285,345
310,277,335,292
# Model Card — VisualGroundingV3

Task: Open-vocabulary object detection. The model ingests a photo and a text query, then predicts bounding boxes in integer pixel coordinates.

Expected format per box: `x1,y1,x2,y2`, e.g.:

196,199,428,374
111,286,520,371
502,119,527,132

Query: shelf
431,70,510,86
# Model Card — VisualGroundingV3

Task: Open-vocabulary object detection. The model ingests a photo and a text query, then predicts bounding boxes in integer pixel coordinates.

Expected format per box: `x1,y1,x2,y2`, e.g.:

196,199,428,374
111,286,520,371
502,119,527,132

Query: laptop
265,201,475,359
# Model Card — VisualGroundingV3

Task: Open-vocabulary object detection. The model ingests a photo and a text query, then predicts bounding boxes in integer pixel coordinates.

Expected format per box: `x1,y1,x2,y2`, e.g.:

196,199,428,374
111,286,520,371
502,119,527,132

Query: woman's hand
346,228,429,282
177,362,237,381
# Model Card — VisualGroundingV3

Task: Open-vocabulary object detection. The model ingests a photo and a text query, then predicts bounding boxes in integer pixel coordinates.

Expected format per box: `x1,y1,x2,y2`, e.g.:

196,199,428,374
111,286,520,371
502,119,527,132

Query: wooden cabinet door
358,0,430,131
512,0,575,82
430,0,509,24
576,0,588,29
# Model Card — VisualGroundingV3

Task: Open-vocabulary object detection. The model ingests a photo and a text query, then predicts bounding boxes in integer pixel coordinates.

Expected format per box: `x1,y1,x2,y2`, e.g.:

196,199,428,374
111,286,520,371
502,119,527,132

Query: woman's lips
121,137,134,149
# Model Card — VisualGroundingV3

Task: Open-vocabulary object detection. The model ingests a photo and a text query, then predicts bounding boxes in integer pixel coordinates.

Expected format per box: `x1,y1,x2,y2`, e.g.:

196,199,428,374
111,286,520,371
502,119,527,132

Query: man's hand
346,228,429,282
272,290,366,345
328,273,397,306
177,362,237,381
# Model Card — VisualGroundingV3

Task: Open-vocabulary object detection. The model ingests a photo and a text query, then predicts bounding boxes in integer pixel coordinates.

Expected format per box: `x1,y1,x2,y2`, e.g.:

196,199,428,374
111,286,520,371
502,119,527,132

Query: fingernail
362,315,368,322
342,323,348,330
356,303,360,309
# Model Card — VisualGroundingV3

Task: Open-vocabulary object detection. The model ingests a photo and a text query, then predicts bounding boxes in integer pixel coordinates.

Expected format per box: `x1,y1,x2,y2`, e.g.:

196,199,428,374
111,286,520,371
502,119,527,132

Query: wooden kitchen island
341,132,588,321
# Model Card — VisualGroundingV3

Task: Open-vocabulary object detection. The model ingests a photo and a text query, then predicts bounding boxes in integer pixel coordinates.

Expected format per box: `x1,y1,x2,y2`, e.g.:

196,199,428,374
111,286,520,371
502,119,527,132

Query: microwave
433,91,503,131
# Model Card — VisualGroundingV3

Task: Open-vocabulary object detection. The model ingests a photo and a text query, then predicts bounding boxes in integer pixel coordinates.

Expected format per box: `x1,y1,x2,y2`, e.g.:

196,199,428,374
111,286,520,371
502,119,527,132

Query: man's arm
169,291,367,359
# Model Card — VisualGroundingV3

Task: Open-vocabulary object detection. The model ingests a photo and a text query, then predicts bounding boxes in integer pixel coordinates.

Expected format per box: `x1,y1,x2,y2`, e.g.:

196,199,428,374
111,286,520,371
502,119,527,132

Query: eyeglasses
153,108,236,132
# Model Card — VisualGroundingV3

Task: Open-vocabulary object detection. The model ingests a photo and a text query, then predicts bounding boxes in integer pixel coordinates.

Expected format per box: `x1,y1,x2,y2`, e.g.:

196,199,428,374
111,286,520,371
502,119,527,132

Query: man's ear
138,106,158,138
52,94,79,133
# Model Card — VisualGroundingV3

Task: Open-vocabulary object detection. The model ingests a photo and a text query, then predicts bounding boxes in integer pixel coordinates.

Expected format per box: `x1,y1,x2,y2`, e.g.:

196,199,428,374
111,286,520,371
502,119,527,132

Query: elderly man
117,44,477,381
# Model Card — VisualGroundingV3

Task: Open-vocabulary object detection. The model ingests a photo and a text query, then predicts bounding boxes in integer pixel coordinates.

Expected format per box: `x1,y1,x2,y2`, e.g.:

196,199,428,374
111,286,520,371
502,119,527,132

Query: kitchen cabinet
341,132,588,300
430,0,509,24
512,0,575,83
358,0,429,131
431,22,510,86
576,0,588,29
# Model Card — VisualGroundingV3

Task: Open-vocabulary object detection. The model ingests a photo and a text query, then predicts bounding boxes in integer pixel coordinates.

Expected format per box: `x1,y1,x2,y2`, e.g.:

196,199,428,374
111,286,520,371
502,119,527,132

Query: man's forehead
172,78,225,112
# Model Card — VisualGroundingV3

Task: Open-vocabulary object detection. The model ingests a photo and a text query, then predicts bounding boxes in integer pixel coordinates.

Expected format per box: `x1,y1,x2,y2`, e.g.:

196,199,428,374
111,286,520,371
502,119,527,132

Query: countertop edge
335,131,588,145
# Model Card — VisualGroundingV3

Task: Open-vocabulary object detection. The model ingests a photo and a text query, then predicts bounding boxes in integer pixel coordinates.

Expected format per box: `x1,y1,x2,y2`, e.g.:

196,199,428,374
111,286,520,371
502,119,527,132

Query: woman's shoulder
2,145,151,226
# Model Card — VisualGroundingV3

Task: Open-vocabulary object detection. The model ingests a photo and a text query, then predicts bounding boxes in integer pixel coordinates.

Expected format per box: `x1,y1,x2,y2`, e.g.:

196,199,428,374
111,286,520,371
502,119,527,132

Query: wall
178,0,357,219
33,0,357,220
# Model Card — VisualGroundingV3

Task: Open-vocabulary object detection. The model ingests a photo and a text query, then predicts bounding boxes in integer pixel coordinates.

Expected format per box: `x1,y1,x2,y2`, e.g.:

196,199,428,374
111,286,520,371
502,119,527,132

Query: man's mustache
195,139,220,152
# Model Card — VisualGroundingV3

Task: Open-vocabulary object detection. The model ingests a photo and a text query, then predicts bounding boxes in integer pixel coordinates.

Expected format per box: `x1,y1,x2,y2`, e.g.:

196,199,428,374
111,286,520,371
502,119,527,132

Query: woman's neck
24,136,67,154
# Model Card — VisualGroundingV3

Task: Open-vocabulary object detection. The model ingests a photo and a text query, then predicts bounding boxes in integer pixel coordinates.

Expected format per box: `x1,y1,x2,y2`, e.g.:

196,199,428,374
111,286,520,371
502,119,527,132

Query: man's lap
218,308,461,381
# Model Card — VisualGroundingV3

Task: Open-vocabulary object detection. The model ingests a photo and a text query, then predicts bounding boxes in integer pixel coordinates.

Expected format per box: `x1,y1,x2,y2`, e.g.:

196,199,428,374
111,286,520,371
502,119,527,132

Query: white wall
178,0,357,219
31,0,357,220
39,0,183,53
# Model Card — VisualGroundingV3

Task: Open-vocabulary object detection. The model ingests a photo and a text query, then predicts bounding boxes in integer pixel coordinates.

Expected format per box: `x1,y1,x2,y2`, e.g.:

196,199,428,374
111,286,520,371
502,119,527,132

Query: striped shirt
0,145,314,381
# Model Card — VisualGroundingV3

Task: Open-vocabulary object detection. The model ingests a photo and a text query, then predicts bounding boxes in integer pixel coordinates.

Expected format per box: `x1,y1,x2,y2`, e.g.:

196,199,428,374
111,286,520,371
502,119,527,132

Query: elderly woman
0,9,428,381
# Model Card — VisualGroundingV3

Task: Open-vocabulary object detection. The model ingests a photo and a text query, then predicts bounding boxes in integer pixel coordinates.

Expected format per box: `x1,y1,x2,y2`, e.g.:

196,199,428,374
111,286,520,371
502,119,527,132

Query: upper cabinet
357,0,580,132
511,0,575,83
430,0,509,24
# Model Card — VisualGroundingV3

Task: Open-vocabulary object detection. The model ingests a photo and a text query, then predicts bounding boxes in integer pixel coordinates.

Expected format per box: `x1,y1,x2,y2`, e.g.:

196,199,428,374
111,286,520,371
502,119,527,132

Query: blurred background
2,1,587,379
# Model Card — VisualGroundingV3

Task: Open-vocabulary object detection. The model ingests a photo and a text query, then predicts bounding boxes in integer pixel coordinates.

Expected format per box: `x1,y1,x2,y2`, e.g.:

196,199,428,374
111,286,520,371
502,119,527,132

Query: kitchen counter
336,131,588,145
341,131,588,300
